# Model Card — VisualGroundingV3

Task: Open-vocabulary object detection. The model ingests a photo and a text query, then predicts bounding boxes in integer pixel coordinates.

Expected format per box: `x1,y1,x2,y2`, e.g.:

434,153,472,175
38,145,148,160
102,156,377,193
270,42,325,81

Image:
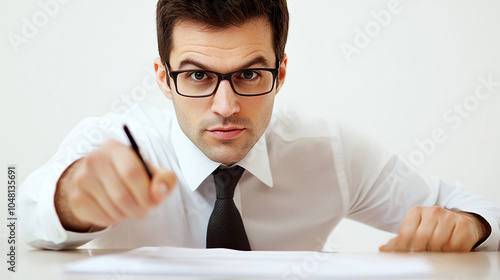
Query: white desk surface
6,241,500,280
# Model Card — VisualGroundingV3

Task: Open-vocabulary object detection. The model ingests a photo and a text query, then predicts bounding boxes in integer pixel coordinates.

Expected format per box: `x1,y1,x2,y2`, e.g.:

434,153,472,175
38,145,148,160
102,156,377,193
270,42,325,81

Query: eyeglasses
165,60,280,98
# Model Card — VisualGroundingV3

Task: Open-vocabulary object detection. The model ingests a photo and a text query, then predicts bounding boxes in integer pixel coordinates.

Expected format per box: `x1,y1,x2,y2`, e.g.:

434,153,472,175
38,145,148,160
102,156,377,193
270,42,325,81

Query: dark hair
156,0,289,65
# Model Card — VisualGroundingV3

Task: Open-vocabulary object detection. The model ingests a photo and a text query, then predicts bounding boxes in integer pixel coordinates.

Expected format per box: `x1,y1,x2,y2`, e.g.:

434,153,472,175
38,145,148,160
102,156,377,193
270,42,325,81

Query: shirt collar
238,133,273,188
171,116,273,192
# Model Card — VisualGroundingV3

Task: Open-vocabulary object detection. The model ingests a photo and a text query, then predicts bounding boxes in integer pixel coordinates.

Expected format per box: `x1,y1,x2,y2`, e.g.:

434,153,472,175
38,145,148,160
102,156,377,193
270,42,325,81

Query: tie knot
213,165,245,199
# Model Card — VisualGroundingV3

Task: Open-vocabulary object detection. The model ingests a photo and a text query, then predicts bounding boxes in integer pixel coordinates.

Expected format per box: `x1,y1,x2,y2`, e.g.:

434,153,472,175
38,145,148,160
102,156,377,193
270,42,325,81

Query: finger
109,141,153,209
445,215,477,252
149,166,177,204
427,210,456,252
85,151,142,220
394,206,423,251
410,206,442,252
379,237,397,252
80,160,126,223
73,158,126,223
69,185,115,228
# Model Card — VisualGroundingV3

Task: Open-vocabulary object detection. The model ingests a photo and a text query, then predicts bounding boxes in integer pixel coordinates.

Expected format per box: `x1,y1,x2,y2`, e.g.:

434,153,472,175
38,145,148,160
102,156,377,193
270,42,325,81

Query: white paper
64,247,433,279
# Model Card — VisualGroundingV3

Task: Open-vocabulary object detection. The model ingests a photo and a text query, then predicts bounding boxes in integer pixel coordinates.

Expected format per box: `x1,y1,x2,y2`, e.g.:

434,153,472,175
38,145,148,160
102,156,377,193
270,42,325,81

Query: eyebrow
176,56,272,71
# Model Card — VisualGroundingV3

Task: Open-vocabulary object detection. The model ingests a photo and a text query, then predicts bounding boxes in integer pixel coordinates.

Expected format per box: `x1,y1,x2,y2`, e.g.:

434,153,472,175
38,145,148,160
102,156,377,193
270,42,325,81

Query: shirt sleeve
338,124,500,251
19,115,124,250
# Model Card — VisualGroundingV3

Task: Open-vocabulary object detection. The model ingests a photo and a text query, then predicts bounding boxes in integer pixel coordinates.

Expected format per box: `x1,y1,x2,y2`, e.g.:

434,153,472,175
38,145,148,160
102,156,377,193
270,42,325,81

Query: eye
189,71,209,81
240,70,259,80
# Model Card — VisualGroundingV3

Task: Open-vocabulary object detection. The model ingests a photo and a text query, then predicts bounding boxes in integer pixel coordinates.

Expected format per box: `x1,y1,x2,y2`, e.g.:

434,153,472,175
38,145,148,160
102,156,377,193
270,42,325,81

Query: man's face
155,17,287,165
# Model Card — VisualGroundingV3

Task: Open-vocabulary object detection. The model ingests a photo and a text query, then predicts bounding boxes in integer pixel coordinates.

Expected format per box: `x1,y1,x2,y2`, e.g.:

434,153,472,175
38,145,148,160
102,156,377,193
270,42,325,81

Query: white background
1,0,499,252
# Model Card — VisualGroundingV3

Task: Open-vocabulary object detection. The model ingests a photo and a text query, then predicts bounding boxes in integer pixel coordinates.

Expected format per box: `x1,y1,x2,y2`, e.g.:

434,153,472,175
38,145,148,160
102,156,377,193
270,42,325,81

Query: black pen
123,125,153,179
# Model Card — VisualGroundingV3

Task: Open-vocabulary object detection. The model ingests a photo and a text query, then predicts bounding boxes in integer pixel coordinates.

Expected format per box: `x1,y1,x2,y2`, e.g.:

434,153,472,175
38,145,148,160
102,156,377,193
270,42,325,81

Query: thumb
148,166,177,204
379,237,397,252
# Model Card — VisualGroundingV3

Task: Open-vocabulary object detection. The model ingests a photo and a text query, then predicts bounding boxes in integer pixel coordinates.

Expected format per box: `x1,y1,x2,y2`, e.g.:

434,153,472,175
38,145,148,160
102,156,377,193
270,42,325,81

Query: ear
154,57,173,100
275,53,288,95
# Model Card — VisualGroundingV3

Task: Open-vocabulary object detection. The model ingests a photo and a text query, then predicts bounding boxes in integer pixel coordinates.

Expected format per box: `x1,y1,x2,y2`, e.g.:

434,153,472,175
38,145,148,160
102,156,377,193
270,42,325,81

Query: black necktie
206,165,251,251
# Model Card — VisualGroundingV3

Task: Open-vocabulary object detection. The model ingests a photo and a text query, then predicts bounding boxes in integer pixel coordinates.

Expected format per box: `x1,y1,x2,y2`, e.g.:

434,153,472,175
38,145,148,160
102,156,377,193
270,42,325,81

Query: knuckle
68,189,86,206
429,205,443,215
85,150,104,168
116,192,134,207
122,163,142,179
73,168,90,187
412,205,423,212
442,209,454,221
102,139,121,150
455,216,471,230
407,205,423,217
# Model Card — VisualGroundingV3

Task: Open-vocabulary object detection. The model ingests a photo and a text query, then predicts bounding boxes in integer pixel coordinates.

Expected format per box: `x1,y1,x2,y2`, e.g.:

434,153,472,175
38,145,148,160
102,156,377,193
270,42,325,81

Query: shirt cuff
471,212,500,252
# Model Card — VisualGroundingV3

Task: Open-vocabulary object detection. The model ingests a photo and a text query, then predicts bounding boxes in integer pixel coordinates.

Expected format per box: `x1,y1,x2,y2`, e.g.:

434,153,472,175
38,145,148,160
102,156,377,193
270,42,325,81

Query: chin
212,155,245,166
206,148,248,166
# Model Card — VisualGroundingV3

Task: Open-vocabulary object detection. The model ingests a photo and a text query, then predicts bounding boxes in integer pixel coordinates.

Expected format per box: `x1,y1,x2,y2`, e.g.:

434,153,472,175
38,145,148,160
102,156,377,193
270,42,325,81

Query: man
20,0,500,252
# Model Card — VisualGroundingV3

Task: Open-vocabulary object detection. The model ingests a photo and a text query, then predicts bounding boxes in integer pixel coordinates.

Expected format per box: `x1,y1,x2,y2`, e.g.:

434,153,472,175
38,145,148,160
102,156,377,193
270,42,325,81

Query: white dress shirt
19,104,500,251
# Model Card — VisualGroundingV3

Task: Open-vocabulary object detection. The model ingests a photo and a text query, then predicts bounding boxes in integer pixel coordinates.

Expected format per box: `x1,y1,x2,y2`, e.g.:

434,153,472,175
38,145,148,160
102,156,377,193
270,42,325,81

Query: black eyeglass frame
164,59,281,98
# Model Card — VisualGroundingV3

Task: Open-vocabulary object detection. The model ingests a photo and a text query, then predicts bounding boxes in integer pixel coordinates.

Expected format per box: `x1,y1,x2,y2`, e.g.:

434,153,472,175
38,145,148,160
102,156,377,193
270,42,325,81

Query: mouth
206,127,246,140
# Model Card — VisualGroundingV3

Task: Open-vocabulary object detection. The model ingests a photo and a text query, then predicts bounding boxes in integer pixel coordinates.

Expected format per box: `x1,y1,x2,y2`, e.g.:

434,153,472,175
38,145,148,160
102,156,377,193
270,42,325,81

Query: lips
207,127,245,140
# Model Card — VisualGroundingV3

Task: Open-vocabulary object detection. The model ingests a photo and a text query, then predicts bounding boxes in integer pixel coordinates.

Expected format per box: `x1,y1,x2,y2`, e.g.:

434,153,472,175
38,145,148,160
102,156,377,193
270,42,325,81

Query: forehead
170,17,274,70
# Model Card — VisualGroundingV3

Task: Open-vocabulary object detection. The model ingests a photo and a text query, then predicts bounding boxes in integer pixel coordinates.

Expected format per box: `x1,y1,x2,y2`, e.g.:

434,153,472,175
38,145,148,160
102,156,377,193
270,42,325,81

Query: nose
211,80,240,117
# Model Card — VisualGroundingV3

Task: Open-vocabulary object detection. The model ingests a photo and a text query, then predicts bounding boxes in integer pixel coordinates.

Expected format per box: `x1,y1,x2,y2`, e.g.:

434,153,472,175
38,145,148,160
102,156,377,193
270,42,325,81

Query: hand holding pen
53,125,177,232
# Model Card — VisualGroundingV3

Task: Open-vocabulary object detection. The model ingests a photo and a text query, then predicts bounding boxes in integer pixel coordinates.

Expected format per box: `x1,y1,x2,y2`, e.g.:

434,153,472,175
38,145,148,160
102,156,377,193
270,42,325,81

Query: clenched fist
54,140,177,232
380,206,490,252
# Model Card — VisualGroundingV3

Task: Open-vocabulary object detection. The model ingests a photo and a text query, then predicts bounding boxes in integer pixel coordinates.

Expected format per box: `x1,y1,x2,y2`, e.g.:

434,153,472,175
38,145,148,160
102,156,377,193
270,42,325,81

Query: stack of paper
64,247,433,279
